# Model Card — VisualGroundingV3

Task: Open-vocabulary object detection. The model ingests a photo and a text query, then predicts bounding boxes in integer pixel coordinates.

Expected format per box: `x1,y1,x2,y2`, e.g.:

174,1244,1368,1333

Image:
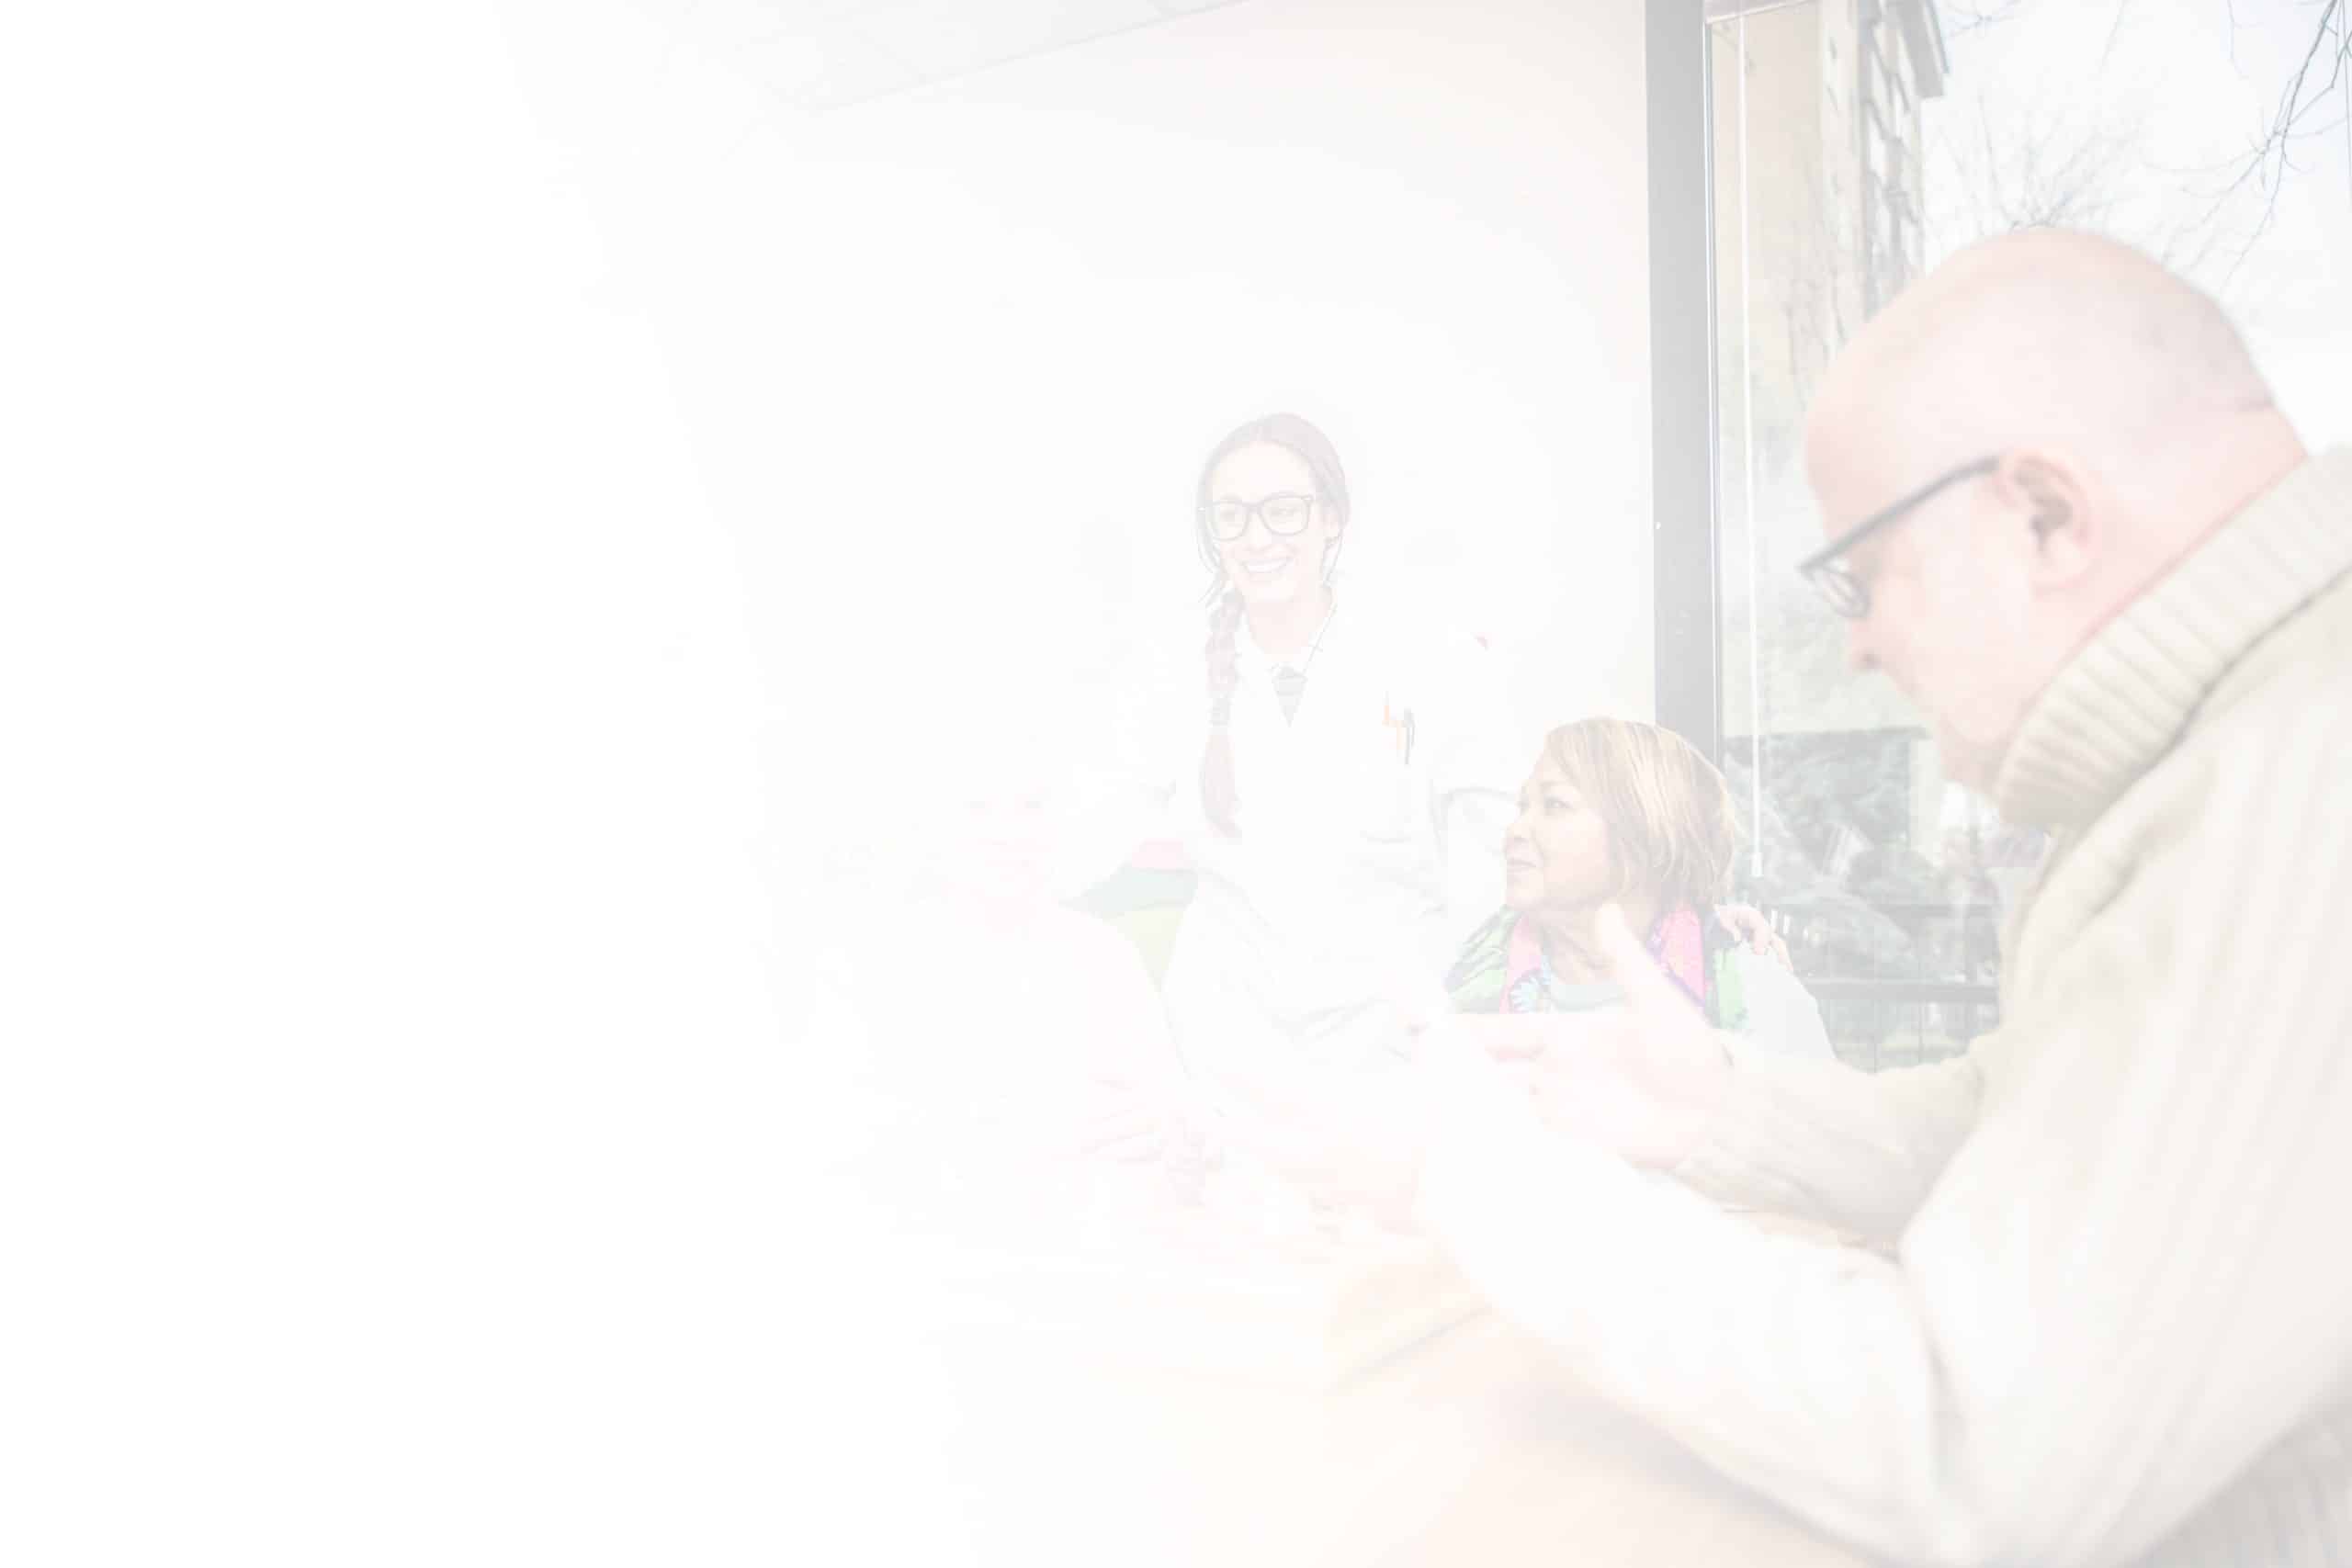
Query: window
1661,0,2014,1068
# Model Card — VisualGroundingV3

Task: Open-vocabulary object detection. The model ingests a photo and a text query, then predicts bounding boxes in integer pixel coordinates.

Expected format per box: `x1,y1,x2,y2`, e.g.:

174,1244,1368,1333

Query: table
842,1265,1876,1565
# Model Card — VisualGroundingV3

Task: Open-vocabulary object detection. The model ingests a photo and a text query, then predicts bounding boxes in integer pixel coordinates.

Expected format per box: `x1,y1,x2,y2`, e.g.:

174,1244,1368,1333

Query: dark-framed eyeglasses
1797,456,2000,618
1202,491,1318,542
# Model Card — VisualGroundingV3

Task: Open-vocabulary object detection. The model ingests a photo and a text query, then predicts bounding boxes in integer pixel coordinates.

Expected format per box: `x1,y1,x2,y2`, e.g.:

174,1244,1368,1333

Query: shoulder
2136,643,2352,874
1443,908,1520,1011
1405,626,1501,681
1325,591,1493,667
2207,565,2352,731
1425,628,1504,690
1329,608,1505,714
2177,555,2352,800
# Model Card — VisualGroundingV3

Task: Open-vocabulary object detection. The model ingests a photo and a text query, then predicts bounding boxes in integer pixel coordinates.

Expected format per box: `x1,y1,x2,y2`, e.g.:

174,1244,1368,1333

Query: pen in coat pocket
1381,696,1417,763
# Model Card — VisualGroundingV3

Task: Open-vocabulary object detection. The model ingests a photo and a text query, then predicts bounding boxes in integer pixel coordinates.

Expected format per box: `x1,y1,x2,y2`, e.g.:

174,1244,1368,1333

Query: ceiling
667,0,1249,112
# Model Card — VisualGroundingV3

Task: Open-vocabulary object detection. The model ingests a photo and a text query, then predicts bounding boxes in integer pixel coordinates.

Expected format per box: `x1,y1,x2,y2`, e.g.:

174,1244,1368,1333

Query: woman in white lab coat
1132,413,1524,1114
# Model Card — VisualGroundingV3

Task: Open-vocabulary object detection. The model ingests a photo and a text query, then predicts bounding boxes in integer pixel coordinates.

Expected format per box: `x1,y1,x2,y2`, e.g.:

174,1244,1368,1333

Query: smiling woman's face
1502,753,1620,915
1207,442,1340,608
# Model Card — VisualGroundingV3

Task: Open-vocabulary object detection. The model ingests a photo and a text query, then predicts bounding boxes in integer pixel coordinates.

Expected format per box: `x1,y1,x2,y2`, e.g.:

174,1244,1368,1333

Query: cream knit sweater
1419,447,2352,1566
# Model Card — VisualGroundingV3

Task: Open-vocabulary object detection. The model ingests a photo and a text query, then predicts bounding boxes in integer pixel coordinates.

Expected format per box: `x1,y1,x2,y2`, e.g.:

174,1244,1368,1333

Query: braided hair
1192,413,1351,836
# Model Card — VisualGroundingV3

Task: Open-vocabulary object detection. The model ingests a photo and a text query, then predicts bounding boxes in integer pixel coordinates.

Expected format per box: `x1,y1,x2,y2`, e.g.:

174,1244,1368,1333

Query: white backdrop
596,0,1661,807
1,4,1660,1556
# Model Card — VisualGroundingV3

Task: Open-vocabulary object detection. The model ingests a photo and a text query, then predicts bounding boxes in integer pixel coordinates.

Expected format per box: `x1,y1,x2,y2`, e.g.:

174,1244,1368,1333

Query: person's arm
1450,955,1982,1246
1668,1032,1983,1244
1419,636,1524,953
1419,719,2352,1566
1048,641,1193,898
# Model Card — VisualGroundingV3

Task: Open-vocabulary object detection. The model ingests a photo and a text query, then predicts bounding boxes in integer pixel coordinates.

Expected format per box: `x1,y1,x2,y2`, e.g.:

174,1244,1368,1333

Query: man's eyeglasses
1203,492,1318,542
1797,456,2000,618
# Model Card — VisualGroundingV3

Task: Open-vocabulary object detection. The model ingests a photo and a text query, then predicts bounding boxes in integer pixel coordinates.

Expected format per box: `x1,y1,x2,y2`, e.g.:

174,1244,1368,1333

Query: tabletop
809,1183,1878,1568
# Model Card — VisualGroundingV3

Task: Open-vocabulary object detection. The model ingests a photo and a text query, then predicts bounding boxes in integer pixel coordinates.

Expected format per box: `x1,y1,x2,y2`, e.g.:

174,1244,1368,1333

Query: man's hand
1469,904,1736,1169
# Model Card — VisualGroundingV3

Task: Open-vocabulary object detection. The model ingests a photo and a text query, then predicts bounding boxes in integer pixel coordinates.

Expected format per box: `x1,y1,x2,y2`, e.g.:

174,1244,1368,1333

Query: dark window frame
1646,0,1724,765
1648,0,1996,1061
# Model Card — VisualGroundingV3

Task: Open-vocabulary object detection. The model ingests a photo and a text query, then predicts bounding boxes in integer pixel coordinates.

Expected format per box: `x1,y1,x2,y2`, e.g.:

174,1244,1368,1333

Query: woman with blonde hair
1446,718,1830,1057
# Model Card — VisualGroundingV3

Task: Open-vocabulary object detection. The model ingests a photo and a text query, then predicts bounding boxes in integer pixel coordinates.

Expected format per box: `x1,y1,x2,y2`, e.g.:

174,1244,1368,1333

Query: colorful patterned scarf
1443,905,1746,1029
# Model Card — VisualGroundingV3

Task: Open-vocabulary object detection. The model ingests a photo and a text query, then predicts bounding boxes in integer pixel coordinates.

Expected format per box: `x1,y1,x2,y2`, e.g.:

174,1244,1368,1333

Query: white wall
6,2,824,1556
3,3,1658,1554
622,0,1658,790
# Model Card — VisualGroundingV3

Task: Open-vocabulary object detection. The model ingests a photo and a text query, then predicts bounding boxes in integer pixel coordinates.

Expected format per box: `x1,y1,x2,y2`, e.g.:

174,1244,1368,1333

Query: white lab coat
1108,602,1524,1099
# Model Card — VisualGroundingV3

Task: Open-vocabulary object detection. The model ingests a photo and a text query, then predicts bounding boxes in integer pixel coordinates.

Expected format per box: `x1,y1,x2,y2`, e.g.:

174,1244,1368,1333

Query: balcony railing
1778,897,2001,1069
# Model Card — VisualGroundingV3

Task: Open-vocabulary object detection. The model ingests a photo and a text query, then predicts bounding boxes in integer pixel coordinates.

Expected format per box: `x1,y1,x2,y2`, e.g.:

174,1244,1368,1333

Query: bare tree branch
1925,0,2347,296
2183,0,2348,276
1942,0,2030,37
2098,0,2136,69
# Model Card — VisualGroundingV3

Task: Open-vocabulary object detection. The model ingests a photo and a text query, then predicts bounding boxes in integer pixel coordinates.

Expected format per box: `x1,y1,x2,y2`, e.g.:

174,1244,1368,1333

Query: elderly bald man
1402,232,2352,1565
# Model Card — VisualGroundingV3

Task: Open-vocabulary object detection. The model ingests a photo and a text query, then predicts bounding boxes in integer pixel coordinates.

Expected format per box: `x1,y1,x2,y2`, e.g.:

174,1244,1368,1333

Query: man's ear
2003,450,2096,586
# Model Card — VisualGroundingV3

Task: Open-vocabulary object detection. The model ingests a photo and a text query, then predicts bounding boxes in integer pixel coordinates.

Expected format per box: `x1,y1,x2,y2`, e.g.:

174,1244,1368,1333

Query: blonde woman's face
1502,755,1619,914
1206,443,1339,608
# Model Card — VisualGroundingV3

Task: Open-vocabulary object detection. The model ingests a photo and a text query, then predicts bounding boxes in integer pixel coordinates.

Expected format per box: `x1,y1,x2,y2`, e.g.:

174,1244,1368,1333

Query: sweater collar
1991,446,2352,829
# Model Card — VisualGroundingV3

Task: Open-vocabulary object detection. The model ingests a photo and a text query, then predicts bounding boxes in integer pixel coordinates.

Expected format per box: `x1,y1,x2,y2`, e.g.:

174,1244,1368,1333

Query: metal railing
1780,898,2001,1069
